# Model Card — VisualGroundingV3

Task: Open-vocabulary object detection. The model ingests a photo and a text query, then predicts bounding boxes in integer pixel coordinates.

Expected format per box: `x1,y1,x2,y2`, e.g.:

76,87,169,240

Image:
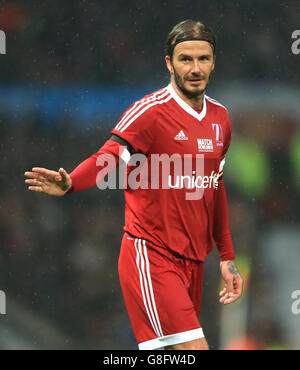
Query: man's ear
212,55,216,71
165,55,173,74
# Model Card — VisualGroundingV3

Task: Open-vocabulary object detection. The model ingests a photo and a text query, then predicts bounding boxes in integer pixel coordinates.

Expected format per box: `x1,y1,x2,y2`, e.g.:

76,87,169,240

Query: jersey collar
167,83,207,122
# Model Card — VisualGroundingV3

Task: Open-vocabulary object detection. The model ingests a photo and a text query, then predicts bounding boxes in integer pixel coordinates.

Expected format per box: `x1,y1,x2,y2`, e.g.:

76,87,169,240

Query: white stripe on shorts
134,238,163,338
142,240,163,337
134,239,159,337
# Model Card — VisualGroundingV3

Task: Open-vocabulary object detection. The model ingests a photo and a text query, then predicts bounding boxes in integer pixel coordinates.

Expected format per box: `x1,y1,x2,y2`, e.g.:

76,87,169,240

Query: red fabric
213,179,235,261
66,85,235,262
111,86,234,261
67,139,123,193
118,232,204,348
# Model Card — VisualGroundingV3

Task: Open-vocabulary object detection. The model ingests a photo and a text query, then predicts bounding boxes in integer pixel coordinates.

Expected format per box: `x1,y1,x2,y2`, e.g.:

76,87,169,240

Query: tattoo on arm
227,261,239,275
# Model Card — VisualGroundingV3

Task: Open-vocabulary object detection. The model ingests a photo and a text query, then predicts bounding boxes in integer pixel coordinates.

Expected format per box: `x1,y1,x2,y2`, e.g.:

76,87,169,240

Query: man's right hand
24,167,72,196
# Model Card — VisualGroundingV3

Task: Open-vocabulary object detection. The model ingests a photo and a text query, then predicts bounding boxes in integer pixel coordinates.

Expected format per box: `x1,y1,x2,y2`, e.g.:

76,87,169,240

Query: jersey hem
138,327,204,350
124,230,207,263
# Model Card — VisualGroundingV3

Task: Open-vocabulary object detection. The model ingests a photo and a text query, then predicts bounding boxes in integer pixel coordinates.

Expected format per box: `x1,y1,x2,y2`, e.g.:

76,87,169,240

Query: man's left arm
213,179,243,304
214,111,243,304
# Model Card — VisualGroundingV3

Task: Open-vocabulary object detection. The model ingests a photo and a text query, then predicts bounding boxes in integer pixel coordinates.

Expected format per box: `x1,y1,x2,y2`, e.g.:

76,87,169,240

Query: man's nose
191,60,201,74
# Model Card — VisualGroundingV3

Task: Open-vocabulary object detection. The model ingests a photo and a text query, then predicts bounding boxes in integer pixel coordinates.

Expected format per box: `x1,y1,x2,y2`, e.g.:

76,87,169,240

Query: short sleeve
111,103,156,155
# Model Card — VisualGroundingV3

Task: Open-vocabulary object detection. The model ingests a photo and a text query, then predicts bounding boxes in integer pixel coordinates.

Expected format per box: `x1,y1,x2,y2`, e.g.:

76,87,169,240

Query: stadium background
0,0,299,349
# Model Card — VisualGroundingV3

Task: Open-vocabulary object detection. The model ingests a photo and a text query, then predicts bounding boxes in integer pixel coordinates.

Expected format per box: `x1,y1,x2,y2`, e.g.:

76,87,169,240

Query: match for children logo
0,30,6,54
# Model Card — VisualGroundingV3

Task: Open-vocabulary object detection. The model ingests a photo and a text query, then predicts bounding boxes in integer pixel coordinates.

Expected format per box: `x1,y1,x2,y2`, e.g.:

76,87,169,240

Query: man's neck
171,81,205,111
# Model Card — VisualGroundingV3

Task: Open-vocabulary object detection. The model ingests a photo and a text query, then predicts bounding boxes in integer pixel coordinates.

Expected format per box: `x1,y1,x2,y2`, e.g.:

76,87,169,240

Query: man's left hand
219,260,243,305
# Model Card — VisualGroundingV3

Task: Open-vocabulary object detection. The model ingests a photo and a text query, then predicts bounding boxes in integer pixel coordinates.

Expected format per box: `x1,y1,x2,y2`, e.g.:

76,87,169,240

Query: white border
138,327,204,350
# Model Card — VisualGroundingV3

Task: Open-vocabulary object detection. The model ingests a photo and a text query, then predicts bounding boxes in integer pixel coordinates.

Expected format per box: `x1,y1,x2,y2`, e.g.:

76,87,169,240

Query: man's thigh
118,233,206,350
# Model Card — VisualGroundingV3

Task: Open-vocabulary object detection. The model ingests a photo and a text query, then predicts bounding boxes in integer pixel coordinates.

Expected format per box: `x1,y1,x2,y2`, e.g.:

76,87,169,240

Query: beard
172,63,209,100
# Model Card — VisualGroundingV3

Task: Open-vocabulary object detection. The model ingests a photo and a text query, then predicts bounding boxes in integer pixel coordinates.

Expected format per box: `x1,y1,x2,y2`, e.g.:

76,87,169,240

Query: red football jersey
111,84,232,262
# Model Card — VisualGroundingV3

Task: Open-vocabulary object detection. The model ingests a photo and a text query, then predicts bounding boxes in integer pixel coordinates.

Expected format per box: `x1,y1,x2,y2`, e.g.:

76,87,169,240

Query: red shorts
118,232,205,350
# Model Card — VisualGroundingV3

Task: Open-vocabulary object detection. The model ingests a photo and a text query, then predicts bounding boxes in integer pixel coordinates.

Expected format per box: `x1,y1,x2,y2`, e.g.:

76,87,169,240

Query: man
25,19,243,350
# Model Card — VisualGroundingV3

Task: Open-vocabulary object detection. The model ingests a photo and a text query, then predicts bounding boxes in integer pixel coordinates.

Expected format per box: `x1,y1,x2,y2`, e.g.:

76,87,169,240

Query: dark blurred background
0,0,300,349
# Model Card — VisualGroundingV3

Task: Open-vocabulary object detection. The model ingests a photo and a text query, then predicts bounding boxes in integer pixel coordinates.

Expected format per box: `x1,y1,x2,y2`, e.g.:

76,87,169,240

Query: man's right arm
67,137,131,193
24,138,131,196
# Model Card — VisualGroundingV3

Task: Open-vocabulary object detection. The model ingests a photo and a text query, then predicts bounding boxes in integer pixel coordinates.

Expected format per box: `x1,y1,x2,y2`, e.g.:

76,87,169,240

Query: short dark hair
166,19,216,60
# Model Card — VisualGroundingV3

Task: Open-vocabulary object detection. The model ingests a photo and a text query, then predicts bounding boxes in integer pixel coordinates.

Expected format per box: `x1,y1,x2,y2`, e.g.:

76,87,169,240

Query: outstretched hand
219,260,243,305
24,167,72,196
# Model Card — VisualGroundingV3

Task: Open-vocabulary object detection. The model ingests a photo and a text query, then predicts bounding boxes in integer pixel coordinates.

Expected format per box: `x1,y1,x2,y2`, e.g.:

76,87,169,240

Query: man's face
166,40,215,99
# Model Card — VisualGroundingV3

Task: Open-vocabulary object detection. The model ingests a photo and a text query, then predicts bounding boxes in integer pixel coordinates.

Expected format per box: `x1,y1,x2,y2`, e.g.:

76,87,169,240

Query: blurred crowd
0,0,300,349
0,0,299,86
0,114,136,348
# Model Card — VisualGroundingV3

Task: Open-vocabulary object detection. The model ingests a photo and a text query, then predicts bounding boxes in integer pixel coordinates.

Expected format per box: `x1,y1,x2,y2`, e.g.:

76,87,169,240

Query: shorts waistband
125,231,202,264
165,248,202,264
